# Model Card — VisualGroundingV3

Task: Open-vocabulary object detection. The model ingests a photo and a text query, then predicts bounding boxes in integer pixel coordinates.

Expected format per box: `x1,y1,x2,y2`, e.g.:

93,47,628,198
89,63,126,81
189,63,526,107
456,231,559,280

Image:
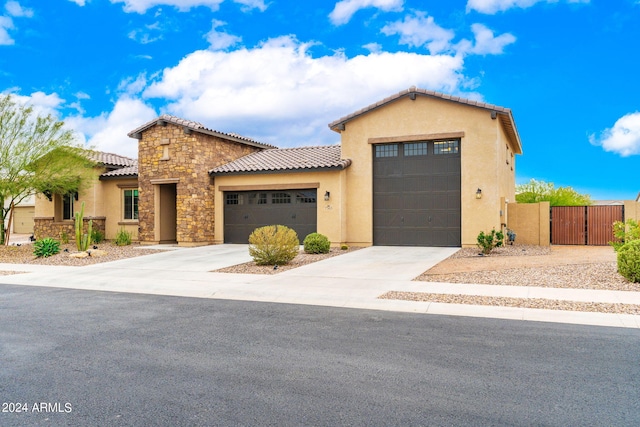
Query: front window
375,144,398,158
433,140,459,154
62,193,74,220
124,189,139,220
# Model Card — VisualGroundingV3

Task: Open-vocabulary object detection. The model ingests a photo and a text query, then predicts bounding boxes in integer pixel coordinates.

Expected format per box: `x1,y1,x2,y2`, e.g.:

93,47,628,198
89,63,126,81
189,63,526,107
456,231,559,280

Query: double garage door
224,190,317,243
373,140,461,247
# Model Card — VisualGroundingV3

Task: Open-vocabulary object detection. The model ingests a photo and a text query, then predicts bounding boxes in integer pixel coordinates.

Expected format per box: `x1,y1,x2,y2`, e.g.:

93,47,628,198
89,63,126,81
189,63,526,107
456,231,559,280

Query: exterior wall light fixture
324,191,330,201
476,188,482,199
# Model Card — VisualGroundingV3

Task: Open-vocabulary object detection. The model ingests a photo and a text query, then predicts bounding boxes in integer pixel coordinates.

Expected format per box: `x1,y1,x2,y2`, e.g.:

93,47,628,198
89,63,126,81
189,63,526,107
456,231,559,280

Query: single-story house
34,87,522,247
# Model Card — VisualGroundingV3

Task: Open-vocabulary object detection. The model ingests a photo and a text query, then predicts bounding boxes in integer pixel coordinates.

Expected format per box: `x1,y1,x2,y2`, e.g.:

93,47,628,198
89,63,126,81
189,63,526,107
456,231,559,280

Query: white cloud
233,0,266,12
329,0,403,26
143,35,465,147
590,112,640,157
363,42,382,53
68,0,87,5
128,22,163,44
4,91,66,118
381,11,455,54
67,97,157,158
110,0,266,13
0,15,14,45
466,0,590,14
5,1,34,18
205,19,241,50
118,74,148,95
0,1,34,45
456,23,516,55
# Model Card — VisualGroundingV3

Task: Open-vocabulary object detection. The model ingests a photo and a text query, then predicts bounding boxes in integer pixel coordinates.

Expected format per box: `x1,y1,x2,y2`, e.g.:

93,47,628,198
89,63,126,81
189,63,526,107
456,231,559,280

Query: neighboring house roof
328,86,523,155
209,145,352,176
99,163,139,180
84,150,137,168
593,200,624,206
127,114,277,149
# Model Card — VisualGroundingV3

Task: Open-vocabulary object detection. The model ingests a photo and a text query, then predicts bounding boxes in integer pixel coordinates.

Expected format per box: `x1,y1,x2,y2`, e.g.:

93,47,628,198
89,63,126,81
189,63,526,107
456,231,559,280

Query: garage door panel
373,141,460,246
373,210,403,227
224,190,317,243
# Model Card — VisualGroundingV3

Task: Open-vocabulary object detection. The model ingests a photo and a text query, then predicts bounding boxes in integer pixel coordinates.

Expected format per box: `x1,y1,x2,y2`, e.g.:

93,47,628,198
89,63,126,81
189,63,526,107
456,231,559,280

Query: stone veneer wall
137,123,261,245
34,217,106,241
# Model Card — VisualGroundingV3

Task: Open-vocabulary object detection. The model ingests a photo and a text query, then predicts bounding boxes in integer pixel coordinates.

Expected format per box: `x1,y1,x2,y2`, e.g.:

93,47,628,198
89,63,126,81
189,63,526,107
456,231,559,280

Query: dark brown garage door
373,140,461,246
223,190,317,243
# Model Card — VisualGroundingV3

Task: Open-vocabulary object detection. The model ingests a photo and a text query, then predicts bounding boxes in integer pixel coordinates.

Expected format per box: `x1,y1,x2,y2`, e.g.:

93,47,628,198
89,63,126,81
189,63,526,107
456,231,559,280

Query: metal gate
550,205,623,245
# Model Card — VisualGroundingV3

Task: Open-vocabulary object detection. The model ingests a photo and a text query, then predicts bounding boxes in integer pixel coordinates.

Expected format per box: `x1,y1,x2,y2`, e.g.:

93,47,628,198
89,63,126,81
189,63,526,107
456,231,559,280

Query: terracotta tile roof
100,163,138,179
127,114,277,149
209,145,351,175
84,150,137,168
328,86,522,154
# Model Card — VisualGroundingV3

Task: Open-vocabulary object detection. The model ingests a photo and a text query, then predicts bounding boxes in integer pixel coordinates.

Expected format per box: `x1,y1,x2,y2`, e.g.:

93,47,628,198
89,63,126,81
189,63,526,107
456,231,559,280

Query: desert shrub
115,228,132,246
59,230,70,244
91,229,105,244
617,240,640,283
340,244,349,250
610,219,640,252
33,237,61,258
476,229,504,255
249,225,299,266
74,202,93,251
303,232,330,254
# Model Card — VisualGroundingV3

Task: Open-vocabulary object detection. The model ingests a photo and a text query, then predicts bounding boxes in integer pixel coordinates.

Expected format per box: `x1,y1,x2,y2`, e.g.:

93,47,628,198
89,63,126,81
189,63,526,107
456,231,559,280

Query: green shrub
610,219,640,252
60,230,69,244
303,232,331,254
617,240,640,283
476,229,504,255
249,225,299,266
33,237,61,258
91,229,105,244
115,228,132,246
340,244,349,250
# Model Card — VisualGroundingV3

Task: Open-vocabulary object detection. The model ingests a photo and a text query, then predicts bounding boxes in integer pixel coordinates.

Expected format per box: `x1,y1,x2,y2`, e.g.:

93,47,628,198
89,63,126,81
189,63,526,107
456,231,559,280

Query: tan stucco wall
213,170,347,245
624,200,640,221
507,202,551,246
101,178,139,240
34,167,104,219
338,95,519,247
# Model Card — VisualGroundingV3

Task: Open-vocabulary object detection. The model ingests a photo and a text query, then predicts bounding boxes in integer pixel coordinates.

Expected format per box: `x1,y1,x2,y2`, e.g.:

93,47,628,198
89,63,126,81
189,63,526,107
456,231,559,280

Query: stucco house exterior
34,151,139,241
34,87,522,248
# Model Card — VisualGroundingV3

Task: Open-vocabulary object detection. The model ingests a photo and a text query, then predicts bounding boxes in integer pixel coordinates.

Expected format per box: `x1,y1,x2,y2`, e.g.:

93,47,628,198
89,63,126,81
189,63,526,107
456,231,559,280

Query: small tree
516,179,592,206
0,94,95,245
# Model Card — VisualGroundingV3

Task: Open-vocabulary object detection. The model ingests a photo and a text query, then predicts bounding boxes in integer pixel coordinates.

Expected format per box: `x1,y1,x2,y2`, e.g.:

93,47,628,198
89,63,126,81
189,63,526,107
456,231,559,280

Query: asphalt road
1,284,639,427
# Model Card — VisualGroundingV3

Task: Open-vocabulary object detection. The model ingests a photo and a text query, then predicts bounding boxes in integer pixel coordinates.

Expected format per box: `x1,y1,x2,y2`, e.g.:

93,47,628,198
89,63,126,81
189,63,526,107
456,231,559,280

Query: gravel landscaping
214,247,363,274
0,242,167,273
415,244,636,291
384,244,640,314
379,291,640,315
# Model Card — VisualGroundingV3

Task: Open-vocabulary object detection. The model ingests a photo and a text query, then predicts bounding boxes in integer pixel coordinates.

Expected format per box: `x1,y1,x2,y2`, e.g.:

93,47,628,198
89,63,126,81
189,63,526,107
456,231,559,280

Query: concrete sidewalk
1,245,639,329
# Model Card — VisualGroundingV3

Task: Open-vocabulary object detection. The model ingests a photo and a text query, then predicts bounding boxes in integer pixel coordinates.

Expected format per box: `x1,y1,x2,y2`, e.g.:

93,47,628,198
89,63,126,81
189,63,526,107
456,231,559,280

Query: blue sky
1,0,639,200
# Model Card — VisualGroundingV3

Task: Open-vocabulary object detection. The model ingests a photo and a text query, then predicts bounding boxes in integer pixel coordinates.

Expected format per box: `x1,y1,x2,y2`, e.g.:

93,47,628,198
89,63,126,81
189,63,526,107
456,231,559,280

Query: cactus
75,201,93,251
